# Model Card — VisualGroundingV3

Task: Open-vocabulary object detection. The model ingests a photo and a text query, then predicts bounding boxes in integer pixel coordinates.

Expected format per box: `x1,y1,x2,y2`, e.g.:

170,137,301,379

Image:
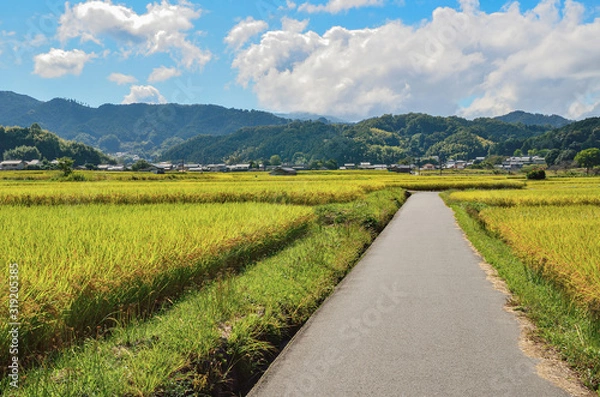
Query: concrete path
249,192,569,397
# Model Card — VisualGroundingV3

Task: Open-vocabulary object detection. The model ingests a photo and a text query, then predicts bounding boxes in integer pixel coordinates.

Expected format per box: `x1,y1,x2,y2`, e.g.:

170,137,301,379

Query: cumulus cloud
224,17,268,50
58,0,211,70
148,66,181,83
281,17,309,33
299,0,384,14
108,72,137,85
34,48,97,78
122,85,167,104
231,1,600,120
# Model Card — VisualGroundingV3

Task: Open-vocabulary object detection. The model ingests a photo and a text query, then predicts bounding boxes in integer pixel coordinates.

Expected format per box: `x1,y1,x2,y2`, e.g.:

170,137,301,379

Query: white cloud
280,1,297,10
28,34,48,48
281,17,309,33
58,0,211,70
458,0,479,14
299,0,384,14
33,48,97,78
148,66,181,83
231,1,600,120
225,17,268,50
122,85,167,104
108,72,137,85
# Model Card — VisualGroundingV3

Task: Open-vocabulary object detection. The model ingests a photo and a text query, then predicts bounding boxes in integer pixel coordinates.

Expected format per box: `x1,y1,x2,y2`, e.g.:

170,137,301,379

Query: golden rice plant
0,179,384,206
450,187,600,206
0,202,314,364
480,205,600,316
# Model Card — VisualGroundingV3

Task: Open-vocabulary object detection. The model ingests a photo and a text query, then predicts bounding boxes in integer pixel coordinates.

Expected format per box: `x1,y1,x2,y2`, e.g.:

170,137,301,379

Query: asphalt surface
249,192,570,397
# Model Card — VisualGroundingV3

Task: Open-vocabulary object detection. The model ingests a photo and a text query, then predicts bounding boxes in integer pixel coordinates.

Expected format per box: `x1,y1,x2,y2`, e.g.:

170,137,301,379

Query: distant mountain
162,113,552,165
275,112,350,124
525,117,600,152
0,91,290,158
0,123,110,165
495,110,572,128
0,91,42,122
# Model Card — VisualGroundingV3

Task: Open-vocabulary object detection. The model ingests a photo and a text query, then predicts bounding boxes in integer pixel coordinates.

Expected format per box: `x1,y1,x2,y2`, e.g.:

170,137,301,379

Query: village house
270,167,297,176
204,164,228,172
227,164,251,172
501,156,546,170
0,160,28,170
445,160,468,169
388,164,412,174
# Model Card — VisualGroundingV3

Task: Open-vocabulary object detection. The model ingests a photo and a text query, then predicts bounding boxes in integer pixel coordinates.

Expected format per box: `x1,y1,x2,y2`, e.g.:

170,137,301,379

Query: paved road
249,192,569,397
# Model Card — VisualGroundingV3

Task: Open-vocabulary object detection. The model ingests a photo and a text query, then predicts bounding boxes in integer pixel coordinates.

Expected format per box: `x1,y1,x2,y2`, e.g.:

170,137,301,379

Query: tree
526,168,546,180
131,159,152,171
555,149,577,167
292,152,308,165
544,149,561,166
3,145,41,161
98,134,121,153
575,148,600,174
269,154,282,166
324,159,338,170
57,157,74,177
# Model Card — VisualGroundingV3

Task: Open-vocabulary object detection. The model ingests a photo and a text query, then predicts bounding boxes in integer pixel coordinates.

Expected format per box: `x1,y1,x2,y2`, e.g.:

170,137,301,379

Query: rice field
0,202,313,365
0,179,383,206
0,171,525,208
449,186,600,206
0,171,531,375
479,205,600,315
449,176,600,317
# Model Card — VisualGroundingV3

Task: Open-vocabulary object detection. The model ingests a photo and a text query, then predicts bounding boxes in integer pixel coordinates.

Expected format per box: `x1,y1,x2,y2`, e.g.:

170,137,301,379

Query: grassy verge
3,188,406,396
443,194,600,394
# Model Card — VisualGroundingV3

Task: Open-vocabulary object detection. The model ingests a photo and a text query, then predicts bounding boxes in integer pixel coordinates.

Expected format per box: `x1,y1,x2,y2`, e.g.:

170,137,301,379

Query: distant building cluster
1,156,548,173
499,156,546,170
0,159,44,170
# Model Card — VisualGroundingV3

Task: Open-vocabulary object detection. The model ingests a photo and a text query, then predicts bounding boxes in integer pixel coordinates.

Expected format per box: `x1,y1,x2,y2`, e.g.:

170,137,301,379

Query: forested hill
0,124,110,165
162,113,553,164
0,91,289,157
494,110,572,128
523,117,600,166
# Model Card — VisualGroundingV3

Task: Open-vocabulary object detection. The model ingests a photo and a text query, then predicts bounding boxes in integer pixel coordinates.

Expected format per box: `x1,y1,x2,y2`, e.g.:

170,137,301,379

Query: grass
2,188,407,396
444,194,600,394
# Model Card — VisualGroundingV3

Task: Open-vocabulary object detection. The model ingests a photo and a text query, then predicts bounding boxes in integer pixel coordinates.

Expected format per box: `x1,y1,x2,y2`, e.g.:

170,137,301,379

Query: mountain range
495,110,571,128
161,113,569,165
0,91,290,158
1,91,593,167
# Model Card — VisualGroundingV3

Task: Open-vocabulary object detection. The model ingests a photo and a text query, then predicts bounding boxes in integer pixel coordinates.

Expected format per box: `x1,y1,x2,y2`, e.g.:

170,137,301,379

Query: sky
0,0,599,121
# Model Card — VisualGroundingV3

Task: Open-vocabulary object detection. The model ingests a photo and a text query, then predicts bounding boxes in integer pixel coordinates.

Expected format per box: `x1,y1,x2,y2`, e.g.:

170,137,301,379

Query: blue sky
1,0,599,120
